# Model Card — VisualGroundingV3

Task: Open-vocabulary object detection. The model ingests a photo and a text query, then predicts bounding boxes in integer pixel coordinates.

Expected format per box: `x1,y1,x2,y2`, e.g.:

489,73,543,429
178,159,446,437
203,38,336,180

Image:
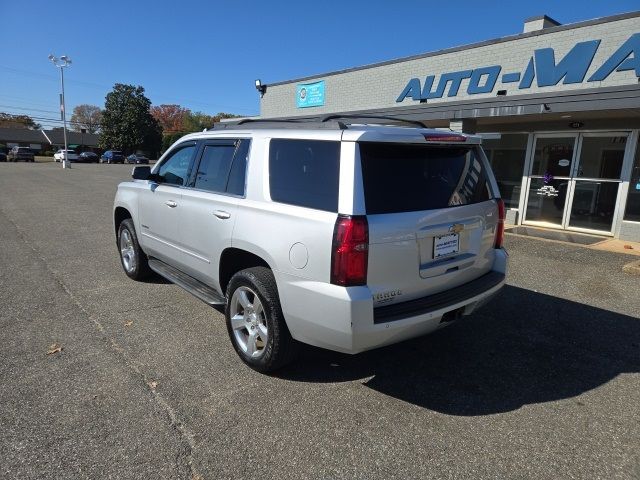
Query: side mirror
132,165,151,180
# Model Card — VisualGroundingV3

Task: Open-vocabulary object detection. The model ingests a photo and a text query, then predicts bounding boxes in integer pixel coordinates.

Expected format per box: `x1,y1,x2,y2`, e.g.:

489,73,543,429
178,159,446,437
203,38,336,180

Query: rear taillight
330,215,369,286
494,198,505,249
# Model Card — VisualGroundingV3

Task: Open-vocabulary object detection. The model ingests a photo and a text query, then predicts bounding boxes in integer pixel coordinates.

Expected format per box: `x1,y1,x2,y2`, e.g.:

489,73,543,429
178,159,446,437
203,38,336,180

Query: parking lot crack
0,207,201,480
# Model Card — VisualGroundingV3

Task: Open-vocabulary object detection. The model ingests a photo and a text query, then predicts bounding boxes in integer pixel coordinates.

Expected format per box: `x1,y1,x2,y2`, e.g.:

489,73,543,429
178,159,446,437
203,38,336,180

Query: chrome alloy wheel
230,286,269,358
119,228,137,273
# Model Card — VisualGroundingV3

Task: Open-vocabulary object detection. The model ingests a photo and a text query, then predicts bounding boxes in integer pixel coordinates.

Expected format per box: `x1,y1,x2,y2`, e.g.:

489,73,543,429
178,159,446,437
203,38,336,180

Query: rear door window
269,139,340,212
359,143,491,214
187,139,250,195
226,139,250,196
193,143,237,193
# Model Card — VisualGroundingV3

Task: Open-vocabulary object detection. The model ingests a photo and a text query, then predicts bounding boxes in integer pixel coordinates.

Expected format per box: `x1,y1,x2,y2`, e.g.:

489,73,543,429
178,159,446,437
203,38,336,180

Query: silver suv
113,117,507,372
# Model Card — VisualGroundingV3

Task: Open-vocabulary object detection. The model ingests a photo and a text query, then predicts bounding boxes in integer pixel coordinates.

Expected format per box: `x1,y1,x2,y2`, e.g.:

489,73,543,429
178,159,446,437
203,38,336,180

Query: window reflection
483,134,528,209
624,139,640,222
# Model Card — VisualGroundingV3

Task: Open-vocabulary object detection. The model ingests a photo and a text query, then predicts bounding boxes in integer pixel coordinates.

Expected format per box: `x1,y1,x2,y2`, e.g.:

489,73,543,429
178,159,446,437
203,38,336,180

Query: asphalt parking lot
1,162,639,480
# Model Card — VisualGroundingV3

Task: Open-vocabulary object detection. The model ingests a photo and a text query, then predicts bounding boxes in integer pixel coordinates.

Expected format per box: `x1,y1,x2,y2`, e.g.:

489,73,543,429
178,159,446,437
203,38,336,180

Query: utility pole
48,54,72,169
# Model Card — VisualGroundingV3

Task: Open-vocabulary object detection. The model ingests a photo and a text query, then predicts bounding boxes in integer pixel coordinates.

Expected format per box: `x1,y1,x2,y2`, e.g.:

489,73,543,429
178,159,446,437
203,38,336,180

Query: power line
0,65,111,90
0,94,59,109
0,113,101,128
1,110,222,132
0,104,60,115
0,65,258,114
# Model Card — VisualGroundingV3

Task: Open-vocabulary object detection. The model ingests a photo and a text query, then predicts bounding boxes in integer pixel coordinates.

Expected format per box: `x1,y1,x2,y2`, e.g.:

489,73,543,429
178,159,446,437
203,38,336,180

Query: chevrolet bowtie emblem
449,224,464,234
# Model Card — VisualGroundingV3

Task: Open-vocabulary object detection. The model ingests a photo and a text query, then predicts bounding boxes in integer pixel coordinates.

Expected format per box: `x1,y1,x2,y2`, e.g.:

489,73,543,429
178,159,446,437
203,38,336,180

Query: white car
113,117,508,372
53,149,78,162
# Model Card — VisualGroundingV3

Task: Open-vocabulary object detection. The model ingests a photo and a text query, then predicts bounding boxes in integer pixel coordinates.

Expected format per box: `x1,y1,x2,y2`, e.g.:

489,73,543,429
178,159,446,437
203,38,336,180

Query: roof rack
320,114,427,128
208,115,426,130
209,118,347,130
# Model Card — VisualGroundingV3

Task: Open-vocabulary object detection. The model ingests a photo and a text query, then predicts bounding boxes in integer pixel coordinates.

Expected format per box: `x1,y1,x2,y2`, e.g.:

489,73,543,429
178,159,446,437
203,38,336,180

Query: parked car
77,152,99,163
8,146,35,162
113,117,507,373
0,152,6,162
53,149,78,162
126,153,149,164
100,150,125,164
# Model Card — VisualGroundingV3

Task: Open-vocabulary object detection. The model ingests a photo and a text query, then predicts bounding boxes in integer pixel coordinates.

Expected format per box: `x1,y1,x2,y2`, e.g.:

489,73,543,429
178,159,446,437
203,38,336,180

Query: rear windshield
359,143,492,214
17,148,31,152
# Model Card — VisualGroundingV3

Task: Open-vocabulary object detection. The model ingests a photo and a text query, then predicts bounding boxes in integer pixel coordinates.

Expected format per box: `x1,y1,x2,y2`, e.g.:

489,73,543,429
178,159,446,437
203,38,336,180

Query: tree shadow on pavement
277,285,640,415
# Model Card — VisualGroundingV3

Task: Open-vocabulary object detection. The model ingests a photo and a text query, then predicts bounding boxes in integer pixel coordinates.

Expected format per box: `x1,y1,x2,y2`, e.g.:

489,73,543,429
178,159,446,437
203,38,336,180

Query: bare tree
70,104,103,133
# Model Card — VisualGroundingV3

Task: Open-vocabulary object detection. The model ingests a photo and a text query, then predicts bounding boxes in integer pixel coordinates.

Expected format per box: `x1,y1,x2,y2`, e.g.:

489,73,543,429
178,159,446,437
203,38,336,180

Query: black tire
117,218,151,280
225,267,298,373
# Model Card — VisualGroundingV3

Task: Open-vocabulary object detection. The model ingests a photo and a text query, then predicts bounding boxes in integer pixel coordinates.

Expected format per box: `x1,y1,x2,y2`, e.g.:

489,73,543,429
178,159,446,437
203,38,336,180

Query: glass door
566,133,626,234
523,132,628,235
523,134,578,227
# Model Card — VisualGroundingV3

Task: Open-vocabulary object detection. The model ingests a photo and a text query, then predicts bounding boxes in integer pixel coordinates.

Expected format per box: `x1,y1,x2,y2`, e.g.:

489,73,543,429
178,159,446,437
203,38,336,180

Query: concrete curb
622,260,640,275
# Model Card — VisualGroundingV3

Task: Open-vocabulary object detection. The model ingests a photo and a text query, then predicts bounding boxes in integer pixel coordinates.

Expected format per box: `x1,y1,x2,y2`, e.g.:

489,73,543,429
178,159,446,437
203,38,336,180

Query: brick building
258,12,640,241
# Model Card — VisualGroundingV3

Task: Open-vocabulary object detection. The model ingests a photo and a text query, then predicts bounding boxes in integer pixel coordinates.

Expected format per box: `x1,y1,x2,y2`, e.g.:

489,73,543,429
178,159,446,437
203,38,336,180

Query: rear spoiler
343,129,482,145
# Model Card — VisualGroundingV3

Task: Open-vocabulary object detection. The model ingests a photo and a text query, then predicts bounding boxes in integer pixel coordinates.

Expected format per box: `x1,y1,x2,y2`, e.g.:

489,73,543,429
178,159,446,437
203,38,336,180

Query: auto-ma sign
397,33,640,103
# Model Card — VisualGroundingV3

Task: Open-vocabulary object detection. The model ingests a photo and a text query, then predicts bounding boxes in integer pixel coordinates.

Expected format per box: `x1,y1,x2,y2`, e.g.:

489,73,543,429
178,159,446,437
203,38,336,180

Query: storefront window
624,138,640,222
482,134,528,209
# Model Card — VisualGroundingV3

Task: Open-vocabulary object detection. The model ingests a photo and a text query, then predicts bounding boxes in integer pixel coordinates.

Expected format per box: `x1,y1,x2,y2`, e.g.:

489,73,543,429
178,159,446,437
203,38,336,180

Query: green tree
99,84,162,155
161,132,185,152
182,111,241,132
181,111,214,132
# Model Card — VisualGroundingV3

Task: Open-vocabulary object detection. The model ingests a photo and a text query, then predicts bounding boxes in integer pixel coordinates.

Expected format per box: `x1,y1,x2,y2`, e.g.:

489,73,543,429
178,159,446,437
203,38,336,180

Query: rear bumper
277,248,507,354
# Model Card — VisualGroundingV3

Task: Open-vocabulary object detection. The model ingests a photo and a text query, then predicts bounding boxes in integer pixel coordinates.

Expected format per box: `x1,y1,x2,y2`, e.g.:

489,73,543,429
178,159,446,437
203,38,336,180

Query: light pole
48,54,72,169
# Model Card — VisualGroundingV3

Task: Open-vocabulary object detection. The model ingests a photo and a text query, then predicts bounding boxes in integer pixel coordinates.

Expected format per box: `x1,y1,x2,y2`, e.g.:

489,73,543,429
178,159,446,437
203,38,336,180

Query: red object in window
495,199,506,249
331,215,369,286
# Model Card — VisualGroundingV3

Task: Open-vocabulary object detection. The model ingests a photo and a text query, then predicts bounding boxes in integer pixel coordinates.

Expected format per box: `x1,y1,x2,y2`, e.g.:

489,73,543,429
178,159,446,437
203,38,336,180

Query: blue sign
397,33,640,103
297,81,325,108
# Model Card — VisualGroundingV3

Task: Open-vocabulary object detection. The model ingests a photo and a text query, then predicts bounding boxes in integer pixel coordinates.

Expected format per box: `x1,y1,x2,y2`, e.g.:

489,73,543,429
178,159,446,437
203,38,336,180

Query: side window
269,139,340,212
194,144,236,193
157,144,196,186
226,139,250,196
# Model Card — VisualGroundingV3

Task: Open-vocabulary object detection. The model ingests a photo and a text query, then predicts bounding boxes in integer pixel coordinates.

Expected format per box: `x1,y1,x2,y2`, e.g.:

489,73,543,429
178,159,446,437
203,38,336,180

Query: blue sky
1,0,638,128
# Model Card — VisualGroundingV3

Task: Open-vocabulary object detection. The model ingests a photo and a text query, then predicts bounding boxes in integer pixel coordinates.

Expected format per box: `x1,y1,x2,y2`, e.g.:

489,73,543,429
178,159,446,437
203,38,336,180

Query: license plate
434,233,459,258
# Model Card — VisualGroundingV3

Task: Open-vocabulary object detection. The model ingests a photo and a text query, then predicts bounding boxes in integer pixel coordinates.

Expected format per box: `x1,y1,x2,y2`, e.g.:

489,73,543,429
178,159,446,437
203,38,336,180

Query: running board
148,258,225,306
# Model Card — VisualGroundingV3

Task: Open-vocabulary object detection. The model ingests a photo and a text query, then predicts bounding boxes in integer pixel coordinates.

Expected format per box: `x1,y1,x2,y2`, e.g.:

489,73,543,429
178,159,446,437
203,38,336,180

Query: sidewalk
589,238,640,257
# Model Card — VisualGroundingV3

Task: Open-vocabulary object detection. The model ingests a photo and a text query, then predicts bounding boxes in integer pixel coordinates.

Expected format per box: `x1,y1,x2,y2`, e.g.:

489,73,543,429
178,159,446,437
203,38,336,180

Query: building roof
0,128,99,146
0,128,46,143
44,129,99,146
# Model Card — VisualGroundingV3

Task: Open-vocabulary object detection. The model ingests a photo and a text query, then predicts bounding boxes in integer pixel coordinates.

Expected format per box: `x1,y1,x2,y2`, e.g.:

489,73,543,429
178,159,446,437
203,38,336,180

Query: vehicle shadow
139,272,171,284
277,285,640,415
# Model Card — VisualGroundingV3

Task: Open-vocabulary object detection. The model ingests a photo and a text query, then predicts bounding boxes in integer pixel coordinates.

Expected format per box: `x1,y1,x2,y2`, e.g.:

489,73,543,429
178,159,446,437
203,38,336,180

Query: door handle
213,210,231,219
165,200,177,208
